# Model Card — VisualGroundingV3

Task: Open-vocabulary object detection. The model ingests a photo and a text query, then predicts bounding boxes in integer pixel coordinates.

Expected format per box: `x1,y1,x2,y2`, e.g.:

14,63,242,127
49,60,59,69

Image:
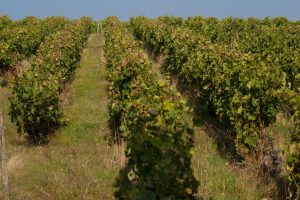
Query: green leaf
163,100,174,111
246,80,255,89
237,106,243,114
120,125,126,131
157,80,165,87
127,170,136,181
247,113,256,121
244,136,257,148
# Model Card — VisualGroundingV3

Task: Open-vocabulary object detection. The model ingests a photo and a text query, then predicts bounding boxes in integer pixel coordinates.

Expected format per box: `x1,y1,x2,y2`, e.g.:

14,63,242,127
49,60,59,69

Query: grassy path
1,33,123,199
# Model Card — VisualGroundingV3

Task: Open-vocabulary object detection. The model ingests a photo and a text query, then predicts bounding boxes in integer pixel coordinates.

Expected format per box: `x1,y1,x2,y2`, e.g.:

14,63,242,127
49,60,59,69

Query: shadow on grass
8,131,59,148
190,96,242,162
11,124,60,147
114,163,134,200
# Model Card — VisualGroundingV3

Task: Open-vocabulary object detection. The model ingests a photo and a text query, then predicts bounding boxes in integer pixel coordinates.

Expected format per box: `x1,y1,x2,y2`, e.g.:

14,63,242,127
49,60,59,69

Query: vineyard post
0,110,9,200
99,20,104,35
97,21,100,34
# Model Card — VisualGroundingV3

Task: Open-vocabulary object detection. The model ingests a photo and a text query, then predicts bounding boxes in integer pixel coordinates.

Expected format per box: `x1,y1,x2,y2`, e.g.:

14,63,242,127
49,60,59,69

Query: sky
0,0,300,21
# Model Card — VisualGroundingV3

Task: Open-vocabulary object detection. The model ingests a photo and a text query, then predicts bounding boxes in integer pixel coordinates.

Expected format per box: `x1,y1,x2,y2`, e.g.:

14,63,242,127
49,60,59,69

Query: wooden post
97,22,100,34
99,20,104,35
0,110,9,200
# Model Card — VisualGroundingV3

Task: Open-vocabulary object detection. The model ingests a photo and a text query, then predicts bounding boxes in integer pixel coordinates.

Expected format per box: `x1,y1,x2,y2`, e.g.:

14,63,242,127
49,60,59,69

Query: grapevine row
182,16,300,197
130,16,287,154
9,17,93,141
103,16,198,199
0,16,70,71
183,16,300,90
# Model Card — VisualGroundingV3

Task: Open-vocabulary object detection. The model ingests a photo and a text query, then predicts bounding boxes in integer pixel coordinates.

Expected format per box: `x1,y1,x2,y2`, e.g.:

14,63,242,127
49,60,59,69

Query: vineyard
0,15,299,199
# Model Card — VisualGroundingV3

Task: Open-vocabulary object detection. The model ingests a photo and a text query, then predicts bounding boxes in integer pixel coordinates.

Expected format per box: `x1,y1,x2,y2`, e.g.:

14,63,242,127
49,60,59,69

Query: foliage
9,17,92,141
287,91,300,198
0,16,12,31
183,16,300,90
104,16,198,199
0,16,70,71
130,16,287,154
157,16,183,27
0,16,41,70
182,16,300,193
40,16,70,37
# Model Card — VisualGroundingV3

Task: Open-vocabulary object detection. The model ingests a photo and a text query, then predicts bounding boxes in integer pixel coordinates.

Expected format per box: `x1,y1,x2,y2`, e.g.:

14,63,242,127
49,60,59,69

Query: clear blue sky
1,0,299,21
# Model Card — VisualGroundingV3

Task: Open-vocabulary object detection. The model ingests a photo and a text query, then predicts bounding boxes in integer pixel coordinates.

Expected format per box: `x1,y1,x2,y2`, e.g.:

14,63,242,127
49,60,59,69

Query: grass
0,33,124,199
192,126,262,199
